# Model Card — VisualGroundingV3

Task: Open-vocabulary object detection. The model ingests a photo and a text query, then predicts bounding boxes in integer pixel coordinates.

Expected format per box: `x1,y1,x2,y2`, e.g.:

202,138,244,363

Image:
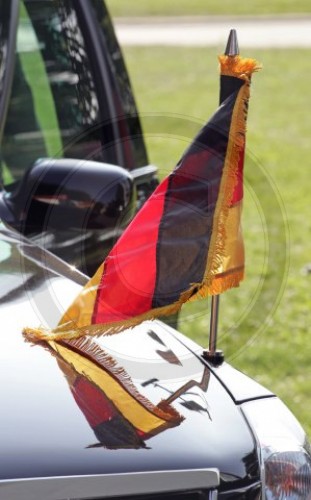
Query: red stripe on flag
230,147,244,205
92,178,170,323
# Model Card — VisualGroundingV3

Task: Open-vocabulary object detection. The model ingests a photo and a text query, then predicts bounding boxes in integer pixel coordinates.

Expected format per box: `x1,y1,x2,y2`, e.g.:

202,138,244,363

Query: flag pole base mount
202,349,224,366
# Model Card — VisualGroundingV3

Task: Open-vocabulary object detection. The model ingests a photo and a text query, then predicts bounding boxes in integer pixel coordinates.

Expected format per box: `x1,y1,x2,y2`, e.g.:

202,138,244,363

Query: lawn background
107,0,311,17
106,2,311,436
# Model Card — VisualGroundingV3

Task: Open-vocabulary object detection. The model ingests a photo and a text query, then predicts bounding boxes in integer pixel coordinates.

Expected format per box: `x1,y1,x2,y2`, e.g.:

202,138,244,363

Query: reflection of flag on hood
57,357,147,449
48,337,183,448
24,55,260,342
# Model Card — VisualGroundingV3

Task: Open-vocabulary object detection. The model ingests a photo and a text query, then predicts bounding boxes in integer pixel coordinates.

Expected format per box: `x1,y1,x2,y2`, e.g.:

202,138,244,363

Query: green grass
106,0,311,17
122,45,311,436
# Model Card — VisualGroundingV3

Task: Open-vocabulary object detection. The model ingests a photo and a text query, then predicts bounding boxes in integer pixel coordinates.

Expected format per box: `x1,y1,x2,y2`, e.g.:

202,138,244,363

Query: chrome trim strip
131,164,158,180
0,468,219,500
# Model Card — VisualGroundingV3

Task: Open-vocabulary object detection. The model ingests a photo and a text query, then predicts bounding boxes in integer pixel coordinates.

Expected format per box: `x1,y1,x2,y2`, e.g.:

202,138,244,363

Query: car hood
0,224,259,489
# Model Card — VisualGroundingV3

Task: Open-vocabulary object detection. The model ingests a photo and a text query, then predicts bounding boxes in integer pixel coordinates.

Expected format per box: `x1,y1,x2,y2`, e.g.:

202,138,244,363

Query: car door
0,0,157,275
1,0,146,179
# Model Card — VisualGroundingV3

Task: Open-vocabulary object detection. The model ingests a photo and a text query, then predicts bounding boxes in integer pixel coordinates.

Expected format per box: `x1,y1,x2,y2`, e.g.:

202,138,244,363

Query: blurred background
106,1,311,436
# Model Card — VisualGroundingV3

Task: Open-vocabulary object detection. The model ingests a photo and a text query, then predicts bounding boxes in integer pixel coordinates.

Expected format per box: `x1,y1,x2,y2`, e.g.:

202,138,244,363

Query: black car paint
0,157,138,278
0,223,262,495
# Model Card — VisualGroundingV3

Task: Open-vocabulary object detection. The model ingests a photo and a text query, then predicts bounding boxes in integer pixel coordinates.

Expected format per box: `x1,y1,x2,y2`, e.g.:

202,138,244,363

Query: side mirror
1,158,136,274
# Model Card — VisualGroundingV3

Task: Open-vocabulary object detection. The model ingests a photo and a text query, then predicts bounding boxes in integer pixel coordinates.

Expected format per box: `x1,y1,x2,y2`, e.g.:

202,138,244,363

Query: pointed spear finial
224,28,239,56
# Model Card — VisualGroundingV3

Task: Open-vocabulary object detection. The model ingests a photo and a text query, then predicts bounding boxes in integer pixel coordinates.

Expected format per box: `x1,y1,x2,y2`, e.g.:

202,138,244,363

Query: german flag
24,55,260,342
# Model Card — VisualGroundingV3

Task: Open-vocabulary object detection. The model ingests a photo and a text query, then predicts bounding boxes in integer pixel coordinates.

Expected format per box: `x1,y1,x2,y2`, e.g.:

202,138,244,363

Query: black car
1,221,311,499
0,1,311,499
0,0,158,276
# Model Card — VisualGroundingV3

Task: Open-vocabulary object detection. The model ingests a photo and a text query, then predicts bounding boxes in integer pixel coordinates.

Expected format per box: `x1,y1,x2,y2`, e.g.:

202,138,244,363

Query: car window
1,0,106,187
90,0,149,169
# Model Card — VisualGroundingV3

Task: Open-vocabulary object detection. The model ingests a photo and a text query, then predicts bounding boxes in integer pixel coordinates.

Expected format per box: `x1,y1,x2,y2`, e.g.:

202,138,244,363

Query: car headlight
242,397,311,499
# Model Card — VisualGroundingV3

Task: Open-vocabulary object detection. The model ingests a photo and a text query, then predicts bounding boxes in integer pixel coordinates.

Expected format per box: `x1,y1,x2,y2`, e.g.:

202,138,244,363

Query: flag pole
203,29,239,366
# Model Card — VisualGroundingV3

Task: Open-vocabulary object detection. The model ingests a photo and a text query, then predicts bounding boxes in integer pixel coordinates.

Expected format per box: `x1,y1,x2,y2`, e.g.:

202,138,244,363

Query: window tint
1,0,106,186
0,1,21,186
91,0,148,169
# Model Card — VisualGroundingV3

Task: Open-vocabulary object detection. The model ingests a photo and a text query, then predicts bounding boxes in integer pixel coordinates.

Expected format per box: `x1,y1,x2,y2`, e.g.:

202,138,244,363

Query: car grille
218,481,262,499
114,482,262,499
84,482,261,499
89,491,214,499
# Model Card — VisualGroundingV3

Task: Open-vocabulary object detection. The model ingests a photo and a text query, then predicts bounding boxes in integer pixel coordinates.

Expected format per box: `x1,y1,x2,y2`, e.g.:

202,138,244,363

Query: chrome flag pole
203,29,239,366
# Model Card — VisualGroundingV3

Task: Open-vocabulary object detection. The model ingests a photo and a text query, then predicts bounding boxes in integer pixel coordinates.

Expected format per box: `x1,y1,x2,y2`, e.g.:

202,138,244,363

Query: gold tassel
218,55,262,80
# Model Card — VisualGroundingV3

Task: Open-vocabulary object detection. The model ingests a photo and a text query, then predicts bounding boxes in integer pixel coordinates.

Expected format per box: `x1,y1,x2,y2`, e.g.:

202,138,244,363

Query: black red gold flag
24,55,260,342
